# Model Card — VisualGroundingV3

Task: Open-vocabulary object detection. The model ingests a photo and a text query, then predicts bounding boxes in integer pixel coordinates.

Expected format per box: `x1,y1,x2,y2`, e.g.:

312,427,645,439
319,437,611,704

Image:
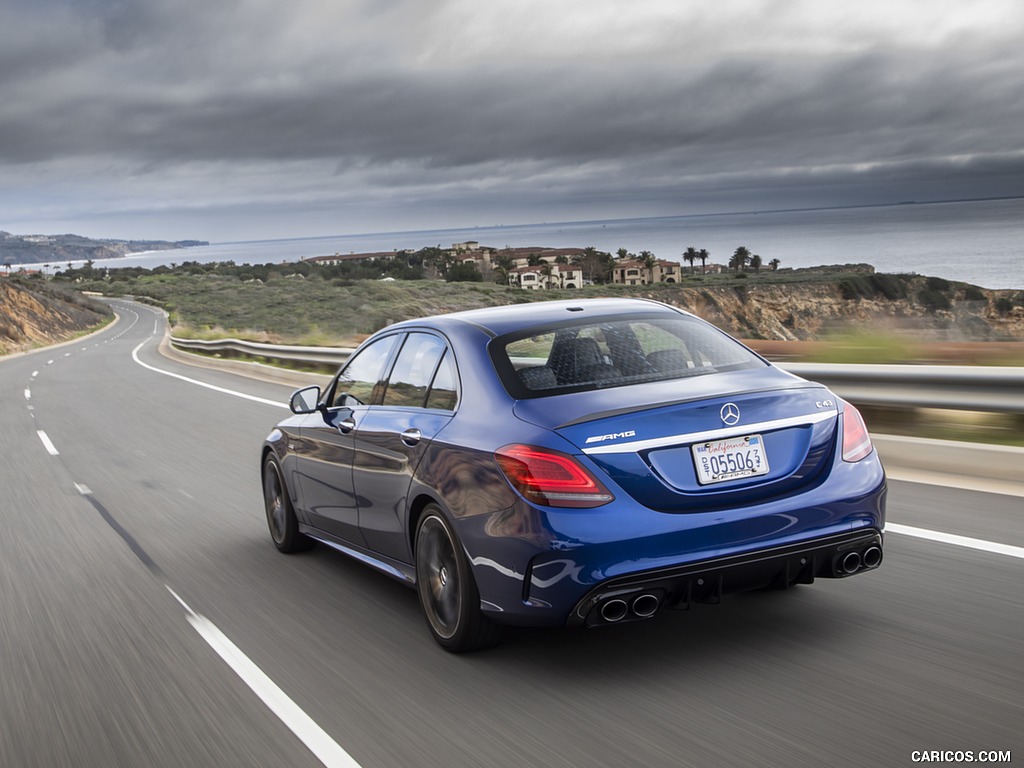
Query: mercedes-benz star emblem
720,403,741,426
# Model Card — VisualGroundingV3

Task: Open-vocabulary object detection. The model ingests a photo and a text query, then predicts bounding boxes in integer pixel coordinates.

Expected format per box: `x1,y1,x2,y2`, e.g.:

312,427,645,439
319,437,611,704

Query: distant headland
0,231,208,266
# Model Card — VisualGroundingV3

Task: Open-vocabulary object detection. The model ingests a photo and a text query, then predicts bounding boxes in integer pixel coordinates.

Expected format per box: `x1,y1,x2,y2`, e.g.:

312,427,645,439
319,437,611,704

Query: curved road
2,302,1020,767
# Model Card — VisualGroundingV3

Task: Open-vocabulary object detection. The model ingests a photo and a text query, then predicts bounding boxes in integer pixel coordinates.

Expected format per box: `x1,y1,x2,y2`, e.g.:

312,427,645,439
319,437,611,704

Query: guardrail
777,363,1024,414
169,337,355,366
169,336,1024,414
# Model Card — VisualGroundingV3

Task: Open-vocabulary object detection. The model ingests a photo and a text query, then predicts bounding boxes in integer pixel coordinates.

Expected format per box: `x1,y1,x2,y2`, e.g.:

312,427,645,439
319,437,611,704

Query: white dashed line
165,586,361,768
24,388,31,400
888,523,1024,560
37,431,59,456
31,371,38,378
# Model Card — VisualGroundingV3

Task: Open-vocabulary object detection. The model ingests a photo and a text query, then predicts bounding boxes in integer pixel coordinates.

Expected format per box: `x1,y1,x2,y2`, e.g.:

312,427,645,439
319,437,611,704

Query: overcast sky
2,0,1022,242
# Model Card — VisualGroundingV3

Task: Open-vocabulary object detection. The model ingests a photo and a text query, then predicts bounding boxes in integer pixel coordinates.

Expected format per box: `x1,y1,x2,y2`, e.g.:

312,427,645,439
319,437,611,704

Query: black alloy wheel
415,505,501,652
263,455,313,553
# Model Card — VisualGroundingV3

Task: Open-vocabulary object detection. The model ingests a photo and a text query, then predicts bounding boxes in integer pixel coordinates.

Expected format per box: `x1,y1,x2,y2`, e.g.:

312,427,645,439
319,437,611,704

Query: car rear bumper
565,528,882,627
462,465,886,628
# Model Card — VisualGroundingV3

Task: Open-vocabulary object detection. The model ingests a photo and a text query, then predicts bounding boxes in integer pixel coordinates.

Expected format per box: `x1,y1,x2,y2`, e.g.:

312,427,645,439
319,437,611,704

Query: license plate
692,434,769,485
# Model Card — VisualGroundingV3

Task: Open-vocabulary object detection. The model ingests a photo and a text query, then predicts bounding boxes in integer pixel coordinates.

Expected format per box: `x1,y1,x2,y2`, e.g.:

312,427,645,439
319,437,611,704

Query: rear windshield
491,313,765,398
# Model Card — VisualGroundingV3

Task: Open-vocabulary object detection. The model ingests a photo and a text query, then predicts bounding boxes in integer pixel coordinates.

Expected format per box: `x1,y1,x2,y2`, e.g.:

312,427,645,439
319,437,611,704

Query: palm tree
768,258,781,271
637,251,657,284
682,246,699,274
730,247,750,272
494,254,515,285
616,248,630,260
539,263,553,289
698,249,709,274
750,254,762,273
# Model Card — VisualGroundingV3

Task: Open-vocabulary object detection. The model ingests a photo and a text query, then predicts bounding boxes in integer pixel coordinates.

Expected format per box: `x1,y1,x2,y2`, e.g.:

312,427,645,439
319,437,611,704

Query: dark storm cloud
2,0,1022,238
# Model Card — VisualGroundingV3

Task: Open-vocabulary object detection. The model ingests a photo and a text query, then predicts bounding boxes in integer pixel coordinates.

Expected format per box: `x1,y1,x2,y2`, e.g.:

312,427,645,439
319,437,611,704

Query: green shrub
838,275,871,300
963,285,986,301
870,274,909,300
918,288,952,312
994,297,1014,315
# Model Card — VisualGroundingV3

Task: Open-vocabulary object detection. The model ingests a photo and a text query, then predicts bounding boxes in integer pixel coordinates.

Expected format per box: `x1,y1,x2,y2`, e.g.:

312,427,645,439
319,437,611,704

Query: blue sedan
261,298,886,651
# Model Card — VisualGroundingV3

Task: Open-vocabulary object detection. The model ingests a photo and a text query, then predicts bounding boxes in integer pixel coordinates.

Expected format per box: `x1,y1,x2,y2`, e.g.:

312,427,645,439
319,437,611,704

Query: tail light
841,402,873,462
494,444,614,508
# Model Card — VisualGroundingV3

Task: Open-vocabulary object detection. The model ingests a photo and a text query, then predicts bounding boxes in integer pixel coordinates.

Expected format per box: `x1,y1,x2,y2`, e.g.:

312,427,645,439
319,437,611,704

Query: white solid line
37,430,59,456
164,587,361,768
131,341,286,409
887,523,1024,560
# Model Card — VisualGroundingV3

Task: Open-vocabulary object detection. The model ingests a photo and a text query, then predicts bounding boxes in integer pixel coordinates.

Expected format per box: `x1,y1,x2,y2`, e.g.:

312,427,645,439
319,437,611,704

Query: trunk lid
514,367,839,512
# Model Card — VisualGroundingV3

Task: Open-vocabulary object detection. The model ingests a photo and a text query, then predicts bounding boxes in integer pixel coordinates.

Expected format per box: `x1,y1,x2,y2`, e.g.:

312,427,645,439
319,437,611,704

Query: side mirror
289,386,322,414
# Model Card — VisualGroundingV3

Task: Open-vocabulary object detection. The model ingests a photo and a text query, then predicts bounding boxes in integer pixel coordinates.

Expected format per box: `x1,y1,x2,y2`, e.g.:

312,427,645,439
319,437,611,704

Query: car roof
390,298,689,338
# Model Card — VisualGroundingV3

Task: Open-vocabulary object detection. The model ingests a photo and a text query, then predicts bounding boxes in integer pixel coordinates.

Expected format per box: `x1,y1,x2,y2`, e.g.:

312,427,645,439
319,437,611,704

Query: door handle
401,428,422,447
336,417,356,434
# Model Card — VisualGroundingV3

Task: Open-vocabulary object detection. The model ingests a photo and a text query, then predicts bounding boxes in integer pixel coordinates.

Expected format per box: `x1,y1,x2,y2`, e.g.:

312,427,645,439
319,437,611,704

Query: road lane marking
31,371,38,378
24,388,30,400
165,587,361,768
131,341,286,409
74,483,92,495
37,431,59,456
887,523,1024,560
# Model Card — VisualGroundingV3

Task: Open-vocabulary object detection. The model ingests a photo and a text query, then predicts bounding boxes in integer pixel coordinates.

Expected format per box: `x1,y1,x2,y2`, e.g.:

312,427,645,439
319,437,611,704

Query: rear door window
382,333,447,408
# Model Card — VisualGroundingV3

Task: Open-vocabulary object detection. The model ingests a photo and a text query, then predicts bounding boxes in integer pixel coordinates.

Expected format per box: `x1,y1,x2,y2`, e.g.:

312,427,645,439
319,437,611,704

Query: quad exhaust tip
600,599,629,622
863,546,883,568
632,593,660,618
841,551,862,574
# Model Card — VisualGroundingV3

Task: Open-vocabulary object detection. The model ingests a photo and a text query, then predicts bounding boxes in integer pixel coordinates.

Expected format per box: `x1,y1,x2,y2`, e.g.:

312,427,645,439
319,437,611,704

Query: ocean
87,197,1024,289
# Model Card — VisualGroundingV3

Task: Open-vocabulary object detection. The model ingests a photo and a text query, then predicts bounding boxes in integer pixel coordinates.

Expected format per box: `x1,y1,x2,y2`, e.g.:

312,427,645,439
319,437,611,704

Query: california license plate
692,434,769,485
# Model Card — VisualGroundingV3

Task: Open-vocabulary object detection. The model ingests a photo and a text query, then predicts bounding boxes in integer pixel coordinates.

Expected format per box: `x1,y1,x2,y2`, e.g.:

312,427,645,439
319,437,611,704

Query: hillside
0,231,207,266
0,279,112,355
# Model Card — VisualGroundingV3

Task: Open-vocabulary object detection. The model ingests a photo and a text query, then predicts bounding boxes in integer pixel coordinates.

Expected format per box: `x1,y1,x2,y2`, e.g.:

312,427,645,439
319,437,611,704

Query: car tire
263,455,313,553
415,505,502,652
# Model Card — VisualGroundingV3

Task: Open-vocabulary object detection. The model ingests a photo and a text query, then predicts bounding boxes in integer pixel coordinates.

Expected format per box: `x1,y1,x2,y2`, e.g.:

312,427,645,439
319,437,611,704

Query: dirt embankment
0,279,112,355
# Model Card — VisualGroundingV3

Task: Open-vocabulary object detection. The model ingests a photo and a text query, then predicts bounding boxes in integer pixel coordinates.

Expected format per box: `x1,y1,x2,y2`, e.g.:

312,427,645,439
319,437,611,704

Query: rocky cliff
631,269,1024,343
0,279,112,355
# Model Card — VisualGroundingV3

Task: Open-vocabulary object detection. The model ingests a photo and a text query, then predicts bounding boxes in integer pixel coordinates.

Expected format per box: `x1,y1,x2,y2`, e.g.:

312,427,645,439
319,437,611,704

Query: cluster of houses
305,241,724,289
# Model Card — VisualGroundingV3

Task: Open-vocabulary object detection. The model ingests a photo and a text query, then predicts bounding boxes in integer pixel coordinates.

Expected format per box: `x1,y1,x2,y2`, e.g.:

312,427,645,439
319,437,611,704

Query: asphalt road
1,302,1020,768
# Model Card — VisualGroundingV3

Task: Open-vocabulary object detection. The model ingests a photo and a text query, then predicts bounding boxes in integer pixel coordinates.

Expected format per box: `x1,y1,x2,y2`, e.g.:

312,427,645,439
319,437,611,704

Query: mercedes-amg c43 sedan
261,298,886,651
